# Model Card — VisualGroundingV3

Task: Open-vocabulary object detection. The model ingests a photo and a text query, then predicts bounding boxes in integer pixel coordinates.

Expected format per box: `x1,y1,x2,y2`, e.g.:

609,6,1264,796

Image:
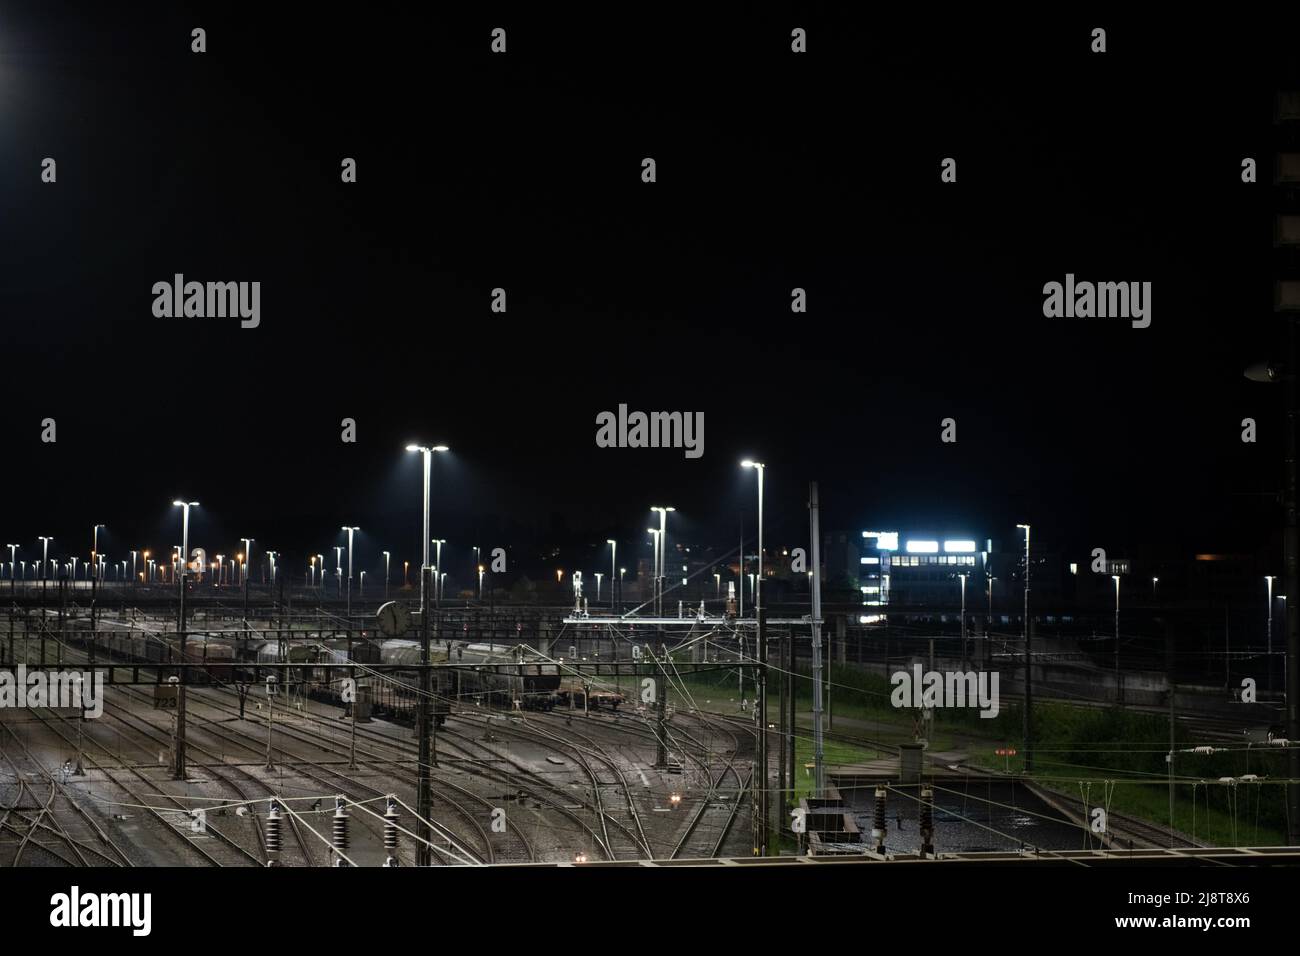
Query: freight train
89,626,236,684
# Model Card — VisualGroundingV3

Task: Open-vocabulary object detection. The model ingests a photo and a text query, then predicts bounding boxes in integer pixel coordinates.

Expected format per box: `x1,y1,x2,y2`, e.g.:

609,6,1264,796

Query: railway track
0,720,132,867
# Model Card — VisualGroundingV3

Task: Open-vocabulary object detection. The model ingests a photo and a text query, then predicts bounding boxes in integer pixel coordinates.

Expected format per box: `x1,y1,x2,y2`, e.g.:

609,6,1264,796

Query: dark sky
1,5,1296,578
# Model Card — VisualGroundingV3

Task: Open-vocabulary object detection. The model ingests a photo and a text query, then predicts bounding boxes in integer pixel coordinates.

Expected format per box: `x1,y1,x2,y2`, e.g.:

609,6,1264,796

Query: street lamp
406,443,450,615
1016,523,1031,772
1153,575,1160,602
5,544,16,597
959,572,969,667
1113,574,1122,705
309,555,316,587
342,526,360,616
333,546,343,596
646,528,661,608
740,458,767,852
478,564,485,600
241,538,255,586
91,524,105,580
714,571,721,600
170,501,199,781
359,570,366,597
650,507,675,615
172,502,199,575
383,551,391,601
595,571,604,604
607,539,617,609
1267,575,1277,697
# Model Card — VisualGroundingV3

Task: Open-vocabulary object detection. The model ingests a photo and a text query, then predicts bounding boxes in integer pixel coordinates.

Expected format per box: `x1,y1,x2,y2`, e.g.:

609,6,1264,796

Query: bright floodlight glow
405,444,420,452
432,445,449,452
905,540,939,554
741,460,755,468
943,540,977,553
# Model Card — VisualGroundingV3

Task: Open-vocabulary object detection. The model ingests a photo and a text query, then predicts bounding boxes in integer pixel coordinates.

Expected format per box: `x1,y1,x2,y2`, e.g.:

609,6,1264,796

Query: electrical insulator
332,796,350,866
383,797,400,866
265,800,282,867
871,787,887,850
919,787,935,857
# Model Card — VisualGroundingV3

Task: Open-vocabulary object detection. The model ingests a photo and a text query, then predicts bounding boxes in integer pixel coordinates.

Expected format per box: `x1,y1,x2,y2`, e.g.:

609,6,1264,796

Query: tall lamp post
1016,523,1032,772
383,551,391,601
741,459,767,853
241,538,255,587
1113,574,1122,706
607,539,617,610
171,500,199,780
959,572,969,668
91,524,104,580
650,508,674,615
646,529,661,608
405,444,449,616
342,526,360,617
1267,575,1277,698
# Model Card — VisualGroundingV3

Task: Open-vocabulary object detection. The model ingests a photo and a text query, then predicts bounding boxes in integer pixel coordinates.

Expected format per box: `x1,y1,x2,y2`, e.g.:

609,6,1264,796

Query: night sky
1,6,1297,575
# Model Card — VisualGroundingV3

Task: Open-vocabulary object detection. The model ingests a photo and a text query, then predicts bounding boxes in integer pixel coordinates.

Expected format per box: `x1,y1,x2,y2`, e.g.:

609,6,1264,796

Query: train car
372,640,454,726
451,642,561,712
95,627,233,684
556,678,625,712
185,635,237,684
